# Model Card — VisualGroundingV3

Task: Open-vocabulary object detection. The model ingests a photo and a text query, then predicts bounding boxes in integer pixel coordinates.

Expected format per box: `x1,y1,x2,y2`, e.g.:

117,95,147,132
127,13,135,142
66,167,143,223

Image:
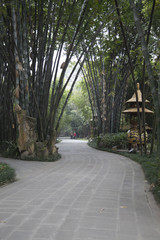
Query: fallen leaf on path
99,208,105,213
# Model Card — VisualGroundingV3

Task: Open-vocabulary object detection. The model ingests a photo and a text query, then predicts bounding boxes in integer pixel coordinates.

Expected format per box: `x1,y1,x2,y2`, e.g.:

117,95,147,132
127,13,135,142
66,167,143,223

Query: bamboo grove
0,0,160,157
0,0,106,145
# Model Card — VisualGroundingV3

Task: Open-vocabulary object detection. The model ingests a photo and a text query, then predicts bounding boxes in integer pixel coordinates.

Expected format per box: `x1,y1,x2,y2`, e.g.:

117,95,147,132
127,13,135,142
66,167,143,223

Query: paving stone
18,218,40,231
89,198,118,208
39,201,57,210
0,208,16,213
44,213,66,226
17,205,36,215
59,218,79,231
79,215,117,230
53,205,70,214
54,230,74,240
5,214,28,226
76,228,117,239
0,200,26,209
31,209,49,219
0,212,12,220
66,209,83,219
0,139,160,240
7,230,33,240
84,207,117,218
117,219,138,236
0,226,14,239
33,224,56,238
116,233,138,240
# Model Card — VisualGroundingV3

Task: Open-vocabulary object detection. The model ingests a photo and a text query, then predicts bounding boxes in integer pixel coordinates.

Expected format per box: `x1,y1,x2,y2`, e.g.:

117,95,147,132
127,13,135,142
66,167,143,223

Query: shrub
112,132,128,149
22,153,61,162
89,132,128,150
0,141,20,158
0,141,61,162
0,163,16,186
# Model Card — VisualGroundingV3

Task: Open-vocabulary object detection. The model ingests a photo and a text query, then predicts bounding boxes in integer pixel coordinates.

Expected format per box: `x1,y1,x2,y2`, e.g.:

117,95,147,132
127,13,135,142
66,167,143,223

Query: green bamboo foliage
129,0,160,157
0,1,17,141
82,31,130,135
1,0,159,157
0,0,107,144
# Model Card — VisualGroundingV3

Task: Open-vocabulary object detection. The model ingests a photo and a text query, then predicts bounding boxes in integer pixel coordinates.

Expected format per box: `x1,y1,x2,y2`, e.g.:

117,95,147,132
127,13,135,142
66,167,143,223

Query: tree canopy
0,0,160,157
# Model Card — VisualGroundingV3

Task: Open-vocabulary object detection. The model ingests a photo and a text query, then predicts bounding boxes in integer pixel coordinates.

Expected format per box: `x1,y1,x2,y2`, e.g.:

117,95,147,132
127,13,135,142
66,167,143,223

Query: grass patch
0,163,16,186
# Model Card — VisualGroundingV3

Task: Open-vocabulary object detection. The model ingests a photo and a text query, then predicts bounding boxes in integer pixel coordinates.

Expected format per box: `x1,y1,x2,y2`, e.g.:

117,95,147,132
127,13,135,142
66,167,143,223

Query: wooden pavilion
123,83,154,151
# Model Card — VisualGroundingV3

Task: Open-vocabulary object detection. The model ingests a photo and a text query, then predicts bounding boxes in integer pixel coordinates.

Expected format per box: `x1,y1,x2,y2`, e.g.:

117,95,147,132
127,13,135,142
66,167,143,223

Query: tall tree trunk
129,0,160,158
141,0,156,154
12,6,19,107
115,0,143,154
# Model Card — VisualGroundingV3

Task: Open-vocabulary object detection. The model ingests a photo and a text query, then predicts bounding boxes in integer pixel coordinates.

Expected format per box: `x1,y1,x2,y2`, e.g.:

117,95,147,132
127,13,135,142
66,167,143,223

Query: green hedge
90,132,128,150
0,163,16,186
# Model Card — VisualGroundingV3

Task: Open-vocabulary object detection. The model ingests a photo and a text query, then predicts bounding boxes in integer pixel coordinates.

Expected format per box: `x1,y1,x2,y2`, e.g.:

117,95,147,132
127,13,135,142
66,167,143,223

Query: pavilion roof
122,107,154,114
126,83,149,103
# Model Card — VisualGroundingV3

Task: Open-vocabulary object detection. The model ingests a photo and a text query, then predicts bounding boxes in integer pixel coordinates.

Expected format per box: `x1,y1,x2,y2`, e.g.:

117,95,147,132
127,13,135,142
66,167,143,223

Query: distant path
0,139,160,240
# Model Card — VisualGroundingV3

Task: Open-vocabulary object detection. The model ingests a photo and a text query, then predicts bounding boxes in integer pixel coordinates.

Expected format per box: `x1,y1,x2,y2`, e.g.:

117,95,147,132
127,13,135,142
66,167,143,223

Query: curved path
0,139,160,240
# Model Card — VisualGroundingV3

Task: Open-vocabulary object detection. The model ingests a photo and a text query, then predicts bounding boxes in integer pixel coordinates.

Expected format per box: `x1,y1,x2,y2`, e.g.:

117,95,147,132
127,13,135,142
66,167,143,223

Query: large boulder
15,106,58,159
15,107,37,157
35,142,49,158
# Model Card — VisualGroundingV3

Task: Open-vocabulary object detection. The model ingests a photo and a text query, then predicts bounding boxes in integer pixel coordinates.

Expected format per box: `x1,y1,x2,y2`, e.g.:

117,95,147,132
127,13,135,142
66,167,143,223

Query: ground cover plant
0,141,20,159
22,153,61,162
0,141,61,162
0,163,16,186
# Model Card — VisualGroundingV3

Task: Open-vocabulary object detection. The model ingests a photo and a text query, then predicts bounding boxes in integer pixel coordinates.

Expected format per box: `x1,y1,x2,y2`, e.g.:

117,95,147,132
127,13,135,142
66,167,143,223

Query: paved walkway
0,139,160,240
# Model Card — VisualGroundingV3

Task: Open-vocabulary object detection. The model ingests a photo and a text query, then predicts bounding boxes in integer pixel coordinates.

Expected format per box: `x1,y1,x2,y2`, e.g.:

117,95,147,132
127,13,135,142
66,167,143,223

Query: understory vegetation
0,141,61,162
0,163,16,186
0,141,20,159
22,153,61,162
88,132,128,150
